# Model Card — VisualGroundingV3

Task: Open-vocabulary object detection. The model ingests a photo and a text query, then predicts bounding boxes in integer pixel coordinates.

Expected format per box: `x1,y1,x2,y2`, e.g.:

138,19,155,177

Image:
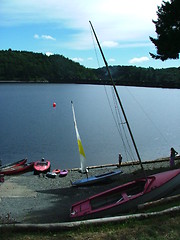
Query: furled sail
71,101,87,173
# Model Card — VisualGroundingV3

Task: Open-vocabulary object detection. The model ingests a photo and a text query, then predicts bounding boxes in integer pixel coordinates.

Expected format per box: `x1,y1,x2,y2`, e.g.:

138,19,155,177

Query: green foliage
0,50,97,83
150,0,180,60
0,50,180,88
94,65,180,88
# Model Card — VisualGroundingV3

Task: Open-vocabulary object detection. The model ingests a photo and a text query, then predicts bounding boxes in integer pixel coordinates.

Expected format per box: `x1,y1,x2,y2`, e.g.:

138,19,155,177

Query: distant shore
1,81,180,90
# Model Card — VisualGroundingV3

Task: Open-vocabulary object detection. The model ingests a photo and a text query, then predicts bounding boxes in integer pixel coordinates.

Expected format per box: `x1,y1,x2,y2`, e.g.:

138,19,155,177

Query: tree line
0,49,97,83
0,49,180,88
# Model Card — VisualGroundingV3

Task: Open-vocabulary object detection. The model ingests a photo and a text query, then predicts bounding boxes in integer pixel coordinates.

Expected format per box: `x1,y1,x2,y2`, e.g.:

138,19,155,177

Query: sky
0,0,179,69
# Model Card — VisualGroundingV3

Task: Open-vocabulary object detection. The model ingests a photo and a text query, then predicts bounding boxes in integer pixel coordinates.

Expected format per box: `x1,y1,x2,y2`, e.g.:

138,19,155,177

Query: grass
1,209,180,240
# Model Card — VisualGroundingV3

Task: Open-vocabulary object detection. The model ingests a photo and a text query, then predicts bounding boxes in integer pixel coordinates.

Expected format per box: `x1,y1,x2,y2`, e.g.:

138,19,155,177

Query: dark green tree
149,0,180,60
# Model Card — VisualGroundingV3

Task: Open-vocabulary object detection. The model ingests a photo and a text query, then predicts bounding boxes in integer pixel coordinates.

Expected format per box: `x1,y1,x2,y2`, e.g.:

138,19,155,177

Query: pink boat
33,159,51,175
70,169,180,220
59,169,68,177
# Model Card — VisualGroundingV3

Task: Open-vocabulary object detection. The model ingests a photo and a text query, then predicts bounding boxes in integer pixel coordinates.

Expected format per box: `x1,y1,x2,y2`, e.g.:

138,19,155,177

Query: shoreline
1,81,180,90
0,158,179,224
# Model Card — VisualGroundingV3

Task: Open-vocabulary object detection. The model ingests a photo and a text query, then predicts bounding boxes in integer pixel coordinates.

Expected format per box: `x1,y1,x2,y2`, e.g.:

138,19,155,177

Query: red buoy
53,102,56,108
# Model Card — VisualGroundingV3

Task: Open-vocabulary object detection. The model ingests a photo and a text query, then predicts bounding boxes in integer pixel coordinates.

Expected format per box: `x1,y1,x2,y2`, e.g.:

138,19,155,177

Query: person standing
170,147,178,168
118,153,122,167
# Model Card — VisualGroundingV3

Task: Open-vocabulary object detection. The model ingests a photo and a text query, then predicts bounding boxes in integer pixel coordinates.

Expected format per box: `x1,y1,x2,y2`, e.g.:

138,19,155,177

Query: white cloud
109,58,115,62
34,34,40,39
41,35,56,40
1,1,162,29
102,41,118,48
34,34,55,40
1,0,163,50
129,56,149,64
72,57,84,62
46,52,53,56
87,57,93,61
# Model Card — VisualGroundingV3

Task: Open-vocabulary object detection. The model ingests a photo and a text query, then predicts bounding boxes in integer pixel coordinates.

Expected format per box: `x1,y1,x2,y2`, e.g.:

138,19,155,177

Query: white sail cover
71,101,87,173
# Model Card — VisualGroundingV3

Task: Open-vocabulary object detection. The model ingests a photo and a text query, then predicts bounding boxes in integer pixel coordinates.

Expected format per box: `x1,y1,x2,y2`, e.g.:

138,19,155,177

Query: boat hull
52,169,61,174
0,162,34,175
33,160,51,174
72,170,123,187
59,169,68,177
0,159,27,171
70,169,180,220
46,172,57,178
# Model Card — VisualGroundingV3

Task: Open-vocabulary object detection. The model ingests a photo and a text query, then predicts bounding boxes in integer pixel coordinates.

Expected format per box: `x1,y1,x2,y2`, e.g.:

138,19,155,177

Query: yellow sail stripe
78,139,86,158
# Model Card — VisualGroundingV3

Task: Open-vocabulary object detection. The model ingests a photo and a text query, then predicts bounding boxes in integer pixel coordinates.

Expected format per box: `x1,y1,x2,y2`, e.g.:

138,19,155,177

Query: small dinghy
52,169,61,175
34,158,51,175
46,172,57,178
59,169,68,177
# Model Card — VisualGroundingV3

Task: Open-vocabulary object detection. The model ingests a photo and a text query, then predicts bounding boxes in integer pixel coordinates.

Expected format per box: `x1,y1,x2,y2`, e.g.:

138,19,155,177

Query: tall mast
89,21,145,172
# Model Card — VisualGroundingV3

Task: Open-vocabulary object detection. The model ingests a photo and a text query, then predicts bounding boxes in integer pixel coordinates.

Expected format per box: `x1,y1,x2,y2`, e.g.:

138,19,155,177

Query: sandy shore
0,159,178,224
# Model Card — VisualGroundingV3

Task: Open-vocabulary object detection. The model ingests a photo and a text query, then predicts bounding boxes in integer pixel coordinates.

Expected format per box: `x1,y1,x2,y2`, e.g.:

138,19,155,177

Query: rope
90,25,136,162
126,87,170,146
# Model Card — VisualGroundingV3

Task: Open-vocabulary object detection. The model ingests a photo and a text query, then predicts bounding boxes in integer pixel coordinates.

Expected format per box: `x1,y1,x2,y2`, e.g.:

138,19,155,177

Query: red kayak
52,169,61,174
33,159,51,175
0,162,34,175
0,159,27,170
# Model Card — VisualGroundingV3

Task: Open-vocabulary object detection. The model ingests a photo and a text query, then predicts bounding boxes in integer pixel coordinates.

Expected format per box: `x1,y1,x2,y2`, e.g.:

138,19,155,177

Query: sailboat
70,21,180,219
71,101,123,186
71,101,87,174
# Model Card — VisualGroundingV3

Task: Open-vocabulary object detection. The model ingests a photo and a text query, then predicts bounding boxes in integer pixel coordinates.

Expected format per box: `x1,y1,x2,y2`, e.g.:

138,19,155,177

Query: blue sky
0,0,179,69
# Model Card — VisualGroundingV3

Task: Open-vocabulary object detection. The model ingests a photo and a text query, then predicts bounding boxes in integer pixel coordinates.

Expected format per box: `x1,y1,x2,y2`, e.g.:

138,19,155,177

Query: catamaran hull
72,170,123,187
70,169,180,220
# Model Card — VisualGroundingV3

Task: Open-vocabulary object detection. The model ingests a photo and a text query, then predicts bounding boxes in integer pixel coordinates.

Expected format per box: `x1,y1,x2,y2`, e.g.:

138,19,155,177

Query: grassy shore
1,211,180,239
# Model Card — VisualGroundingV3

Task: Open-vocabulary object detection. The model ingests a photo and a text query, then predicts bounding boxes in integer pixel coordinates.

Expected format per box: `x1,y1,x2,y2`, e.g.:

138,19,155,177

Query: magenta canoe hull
70,169,180,220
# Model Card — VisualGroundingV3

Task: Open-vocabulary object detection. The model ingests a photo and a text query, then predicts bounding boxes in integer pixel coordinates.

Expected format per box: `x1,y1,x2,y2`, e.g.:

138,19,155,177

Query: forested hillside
0,49,180,88
0,49,97,83
95,65,180,88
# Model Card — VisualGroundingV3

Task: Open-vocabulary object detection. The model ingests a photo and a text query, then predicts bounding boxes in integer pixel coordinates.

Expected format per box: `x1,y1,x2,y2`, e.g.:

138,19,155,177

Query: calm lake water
0,83,180,170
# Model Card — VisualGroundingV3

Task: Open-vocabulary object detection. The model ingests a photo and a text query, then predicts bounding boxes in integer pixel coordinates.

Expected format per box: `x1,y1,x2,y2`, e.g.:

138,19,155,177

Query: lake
0,83,180,170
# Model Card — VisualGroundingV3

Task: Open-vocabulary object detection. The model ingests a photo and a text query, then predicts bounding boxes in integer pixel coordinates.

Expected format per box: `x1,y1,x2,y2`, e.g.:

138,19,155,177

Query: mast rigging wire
90,23,137,162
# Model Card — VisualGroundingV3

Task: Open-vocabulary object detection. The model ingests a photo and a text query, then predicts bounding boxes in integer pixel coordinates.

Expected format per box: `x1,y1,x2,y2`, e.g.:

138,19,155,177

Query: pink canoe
70,169,180,220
